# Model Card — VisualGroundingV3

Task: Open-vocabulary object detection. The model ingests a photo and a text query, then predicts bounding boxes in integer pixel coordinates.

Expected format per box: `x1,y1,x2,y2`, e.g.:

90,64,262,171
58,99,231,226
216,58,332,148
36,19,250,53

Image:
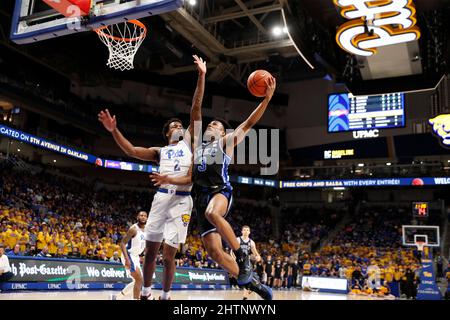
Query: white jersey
158,139,192,192
125,224,146,256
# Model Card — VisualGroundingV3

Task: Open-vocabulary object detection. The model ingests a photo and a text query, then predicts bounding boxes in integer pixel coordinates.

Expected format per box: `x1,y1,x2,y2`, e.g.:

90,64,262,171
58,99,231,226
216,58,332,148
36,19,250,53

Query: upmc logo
334,0,421,56
353,129,379,139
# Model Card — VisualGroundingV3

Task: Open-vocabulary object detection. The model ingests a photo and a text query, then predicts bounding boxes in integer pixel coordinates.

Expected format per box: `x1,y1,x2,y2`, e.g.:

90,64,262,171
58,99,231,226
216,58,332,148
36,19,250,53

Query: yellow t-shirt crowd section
0,206,125,260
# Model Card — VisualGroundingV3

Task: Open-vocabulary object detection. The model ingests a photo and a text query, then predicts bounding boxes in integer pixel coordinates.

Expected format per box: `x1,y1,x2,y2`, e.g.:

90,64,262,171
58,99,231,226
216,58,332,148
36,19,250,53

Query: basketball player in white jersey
111,211,147,300
231,225,261,300
98,55,206,300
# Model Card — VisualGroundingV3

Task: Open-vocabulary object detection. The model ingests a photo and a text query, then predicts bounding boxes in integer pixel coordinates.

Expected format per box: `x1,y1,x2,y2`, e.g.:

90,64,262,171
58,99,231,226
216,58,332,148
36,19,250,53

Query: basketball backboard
10,0,182,44
402,225,440,247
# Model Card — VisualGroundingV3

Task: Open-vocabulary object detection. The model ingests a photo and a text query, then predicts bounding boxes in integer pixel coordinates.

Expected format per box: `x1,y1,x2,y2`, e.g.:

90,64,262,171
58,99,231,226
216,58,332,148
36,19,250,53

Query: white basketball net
95,20,147,71
416,242,425,252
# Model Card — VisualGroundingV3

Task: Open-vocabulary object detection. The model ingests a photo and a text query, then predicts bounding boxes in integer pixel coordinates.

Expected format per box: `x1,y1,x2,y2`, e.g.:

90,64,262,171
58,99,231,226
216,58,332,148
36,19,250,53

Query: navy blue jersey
238,237,253,256
193,140,232,189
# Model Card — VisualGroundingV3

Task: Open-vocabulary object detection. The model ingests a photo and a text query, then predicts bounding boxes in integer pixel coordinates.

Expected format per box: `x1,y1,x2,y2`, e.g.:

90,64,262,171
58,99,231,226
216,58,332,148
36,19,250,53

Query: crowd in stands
249,205,426,299
0,157,151,262
280,207,344,254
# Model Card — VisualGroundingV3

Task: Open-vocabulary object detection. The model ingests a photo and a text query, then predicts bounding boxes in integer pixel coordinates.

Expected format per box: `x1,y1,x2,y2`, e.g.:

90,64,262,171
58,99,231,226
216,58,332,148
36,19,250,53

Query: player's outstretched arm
98,109,159,162
119,226,137,270
223,77,276,154
149,163,193,186
187,55,207,149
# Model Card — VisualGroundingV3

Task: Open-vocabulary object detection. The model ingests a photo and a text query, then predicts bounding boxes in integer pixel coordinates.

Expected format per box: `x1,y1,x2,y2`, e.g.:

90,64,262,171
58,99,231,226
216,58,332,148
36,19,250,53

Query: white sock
161,291,171,300
142,286,152,297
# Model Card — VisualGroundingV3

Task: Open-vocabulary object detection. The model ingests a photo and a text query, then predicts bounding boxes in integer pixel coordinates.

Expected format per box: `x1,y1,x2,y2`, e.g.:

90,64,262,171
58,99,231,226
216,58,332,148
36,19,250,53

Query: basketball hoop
416,241,425,252
94,20,147,71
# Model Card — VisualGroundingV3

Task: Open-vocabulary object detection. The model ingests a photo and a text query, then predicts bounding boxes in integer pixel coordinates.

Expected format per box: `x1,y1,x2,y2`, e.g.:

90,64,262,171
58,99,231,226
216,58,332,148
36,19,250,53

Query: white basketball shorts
144,191,193,248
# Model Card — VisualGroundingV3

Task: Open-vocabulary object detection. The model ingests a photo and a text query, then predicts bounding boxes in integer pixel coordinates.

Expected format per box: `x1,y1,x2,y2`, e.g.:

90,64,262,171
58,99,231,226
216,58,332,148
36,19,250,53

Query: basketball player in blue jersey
152,70,276,300
98,55,206,300
112,211,147,300
230,225,262,300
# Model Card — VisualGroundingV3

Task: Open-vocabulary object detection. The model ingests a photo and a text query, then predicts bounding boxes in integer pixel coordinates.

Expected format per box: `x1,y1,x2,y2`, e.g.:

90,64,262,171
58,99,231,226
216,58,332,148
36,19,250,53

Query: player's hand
150,173,171,187
124,259,131,270
265,77,276,100
193,55,207,75
98,109,117,132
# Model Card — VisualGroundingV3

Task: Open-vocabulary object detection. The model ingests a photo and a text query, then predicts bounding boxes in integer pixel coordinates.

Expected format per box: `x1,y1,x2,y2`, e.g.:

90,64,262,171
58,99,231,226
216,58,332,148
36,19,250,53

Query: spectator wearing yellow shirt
48,239,58,256
394,268,403,282
7,212,17,225
72,237,82,253
384,266,394,285
345,266,354,280
0,227,6,247
18,228,29,252
4,225,20,249
64,232,74,256
59,235,69,256
79,239,91,257
105,240,115,259
36,224,51,250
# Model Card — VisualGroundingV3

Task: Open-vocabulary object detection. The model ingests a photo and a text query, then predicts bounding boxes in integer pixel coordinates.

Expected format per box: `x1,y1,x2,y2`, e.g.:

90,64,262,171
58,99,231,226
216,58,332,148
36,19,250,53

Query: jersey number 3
197,156,207,172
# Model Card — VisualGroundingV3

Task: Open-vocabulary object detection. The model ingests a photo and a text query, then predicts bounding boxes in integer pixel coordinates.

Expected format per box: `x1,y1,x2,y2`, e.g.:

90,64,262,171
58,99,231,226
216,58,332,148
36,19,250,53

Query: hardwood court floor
0,288,393,300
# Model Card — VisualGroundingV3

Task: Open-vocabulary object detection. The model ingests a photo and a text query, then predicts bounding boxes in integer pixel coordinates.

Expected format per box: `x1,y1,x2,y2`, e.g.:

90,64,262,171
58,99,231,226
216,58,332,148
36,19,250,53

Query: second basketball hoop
94,20,147,71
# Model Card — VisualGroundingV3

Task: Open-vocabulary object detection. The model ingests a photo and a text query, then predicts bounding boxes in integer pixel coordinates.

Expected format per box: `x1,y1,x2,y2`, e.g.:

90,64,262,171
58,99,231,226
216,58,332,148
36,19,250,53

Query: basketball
247,70,272,97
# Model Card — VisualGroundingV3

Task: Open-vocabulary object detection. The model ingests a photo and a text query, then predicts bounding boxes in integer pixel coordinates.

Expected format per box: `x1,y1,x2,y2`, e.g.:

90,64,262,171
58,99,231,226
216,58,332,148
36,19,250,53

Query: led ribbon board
334,0,421,56
324,149,355,159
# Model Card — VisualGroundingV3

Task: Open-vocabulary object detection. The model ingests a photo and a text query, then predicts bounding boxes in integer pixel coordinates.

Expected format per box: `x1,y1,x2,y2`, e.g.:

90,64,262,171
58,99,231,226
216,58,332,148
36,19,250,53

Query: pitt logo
334,0,421,56
423,271,433,278
429,114,450,148
166,149,184,160
181,214,191,227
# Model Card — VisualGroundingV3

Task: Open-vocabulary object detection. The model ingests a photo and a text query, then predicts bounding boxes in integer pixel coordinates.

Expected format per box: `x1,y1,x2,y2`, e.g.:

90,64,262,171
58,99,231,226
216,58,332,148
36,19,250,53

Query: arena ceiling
0,0,449,94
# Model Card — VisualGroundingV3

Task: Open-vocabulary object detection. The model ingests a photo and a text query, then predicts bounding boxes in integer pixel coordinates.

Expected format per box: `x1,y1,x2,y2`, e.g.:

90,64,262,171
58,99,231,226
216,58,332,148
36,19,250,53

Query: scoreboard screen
412,202,429,218
328,92,405,133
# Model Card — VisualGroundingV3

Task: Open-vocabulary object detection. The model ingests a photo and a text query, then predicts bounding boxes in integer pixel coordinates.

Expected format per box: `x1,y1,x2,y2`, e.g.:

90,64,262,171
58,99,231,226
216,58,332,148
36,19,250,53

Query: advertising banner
417,257,442,300
0,257,230,291
0,124,98,163
280,177,450,189
301,276,348,294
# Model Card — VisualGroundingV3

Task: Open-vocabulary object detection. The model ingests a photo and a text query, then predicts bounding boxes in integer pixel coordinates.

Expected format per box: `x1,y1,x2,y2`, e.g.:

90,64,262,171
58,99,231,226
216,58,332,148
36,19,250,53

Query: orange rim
94,20,147,42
